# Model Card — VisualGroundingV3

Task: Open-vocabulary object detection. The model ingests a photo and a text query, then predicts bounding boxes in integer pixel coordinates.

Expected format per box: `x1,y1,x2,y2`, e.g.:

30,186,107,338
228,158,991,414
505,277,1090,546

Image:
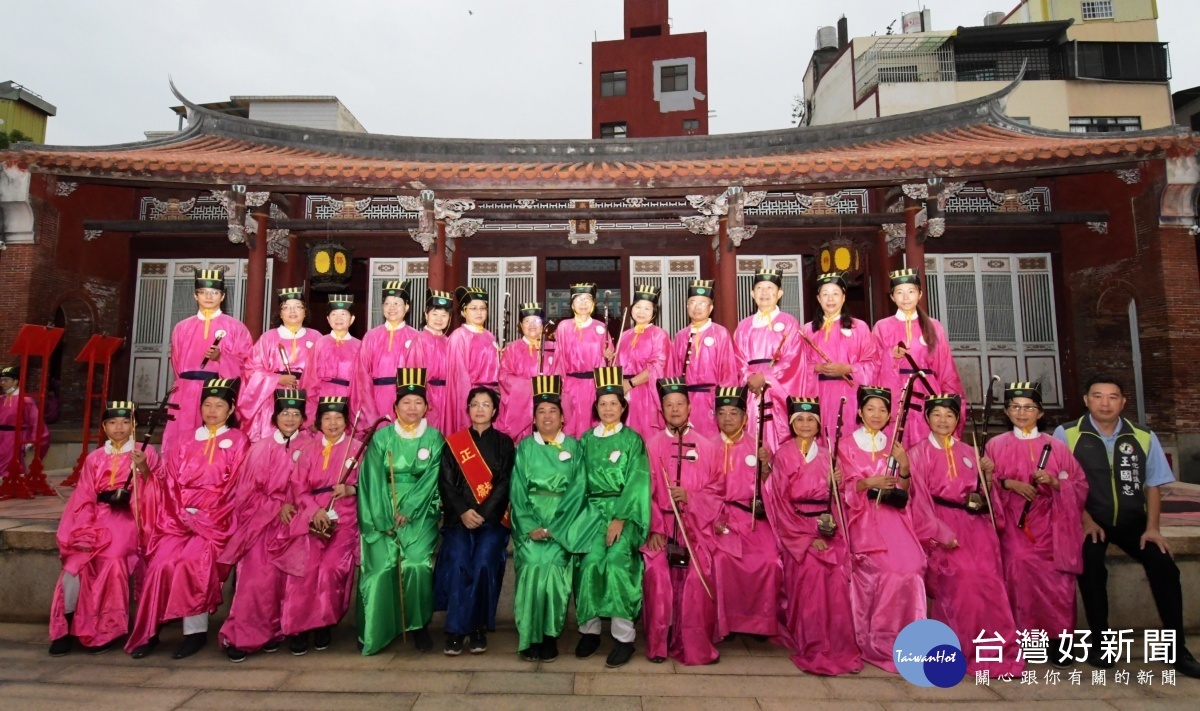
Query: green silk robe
561,424,651,623
356,420,444,655
510,431,585,650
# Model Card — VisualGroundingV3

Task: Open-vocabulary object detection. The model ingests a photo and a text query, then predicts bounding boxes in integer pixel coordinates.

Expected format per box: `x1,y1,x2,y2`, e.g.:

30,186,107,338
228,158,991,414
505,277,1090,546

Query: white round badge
963,457,975,469
841,328,853,337
773,322,785,332
345,458,356,469
417,448,430,461
1058,470,1069,480
744,454,757,467
218,439,233,449
291,450,302,462
686,450,698,461
404,339,413,349
595,325,606,335
306,341,314,349
215,329,228,339
558,450,572,462
703,336,715,347
609,450,622,463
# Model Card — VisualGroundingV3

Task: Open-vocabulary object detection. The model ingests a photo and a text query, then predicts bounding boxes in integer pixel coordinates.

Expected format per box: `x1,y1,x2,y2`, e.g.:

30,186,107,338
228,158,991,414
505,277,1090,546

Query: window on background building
924,253,1063,407
682,118,700,132
599,122,627,139
1068,116,1142,133
660,64,689,92
1081,0,1114,20
1066,41,1171,82
600,70,627,97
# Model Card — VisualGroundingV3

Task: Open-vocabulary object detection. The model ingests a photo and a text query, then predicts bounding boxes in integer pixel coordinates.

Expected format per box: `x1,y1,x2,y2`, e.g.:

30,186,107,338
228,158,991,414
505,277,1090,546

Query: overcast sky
3,0,1197,145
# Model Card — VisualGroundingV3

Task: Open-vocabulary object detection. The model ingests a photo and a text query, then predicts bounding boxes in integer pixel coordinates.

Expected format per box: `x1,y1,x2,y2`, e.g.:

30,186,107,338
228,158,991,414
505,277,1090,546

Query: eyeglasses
195,289,222,298
1007,405,1040,413
465,306,488,313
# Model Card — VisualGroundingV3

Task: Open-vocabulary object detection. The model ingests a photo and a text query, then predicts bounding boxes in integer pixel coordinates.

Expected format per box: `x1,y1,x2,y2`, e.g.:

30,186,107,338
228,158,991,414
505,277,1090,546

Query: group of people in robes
40,264,1200,679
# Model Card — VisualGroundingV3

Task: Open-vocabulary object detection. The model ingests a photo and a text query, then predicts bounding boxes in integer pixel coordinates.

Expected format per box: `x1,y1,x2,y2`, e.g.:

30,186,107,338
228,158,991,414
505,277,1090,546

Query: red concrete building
592,0,708,139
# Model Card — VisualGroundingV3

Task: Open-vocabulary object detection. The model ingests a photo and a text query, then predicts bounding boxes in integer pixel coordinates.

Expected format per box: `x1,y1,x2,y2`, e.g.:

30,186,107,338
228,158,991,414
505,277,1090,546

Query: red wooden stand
61,334,125,488
0,325,64,499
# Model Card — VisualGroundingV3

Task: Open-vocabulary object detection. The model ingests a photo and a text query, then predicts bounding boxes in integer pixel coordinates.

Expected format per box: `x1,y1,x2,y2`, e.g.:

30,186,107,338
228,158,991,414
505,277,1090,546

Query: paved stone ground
1,620,1196,711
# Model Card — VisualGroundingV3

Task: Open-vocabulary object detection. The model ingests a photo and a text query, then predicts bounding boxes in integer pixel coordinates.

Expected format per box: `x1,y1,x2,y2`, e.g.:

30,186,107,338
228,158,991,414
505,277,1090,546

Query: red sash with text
446,428,511,528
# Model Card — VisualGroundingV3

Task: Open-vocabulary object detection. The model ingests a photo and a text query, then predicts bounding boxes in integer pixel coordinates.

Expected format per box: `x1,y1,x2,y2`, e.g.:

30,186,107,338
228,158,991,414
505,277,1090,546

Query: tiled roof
4,80,1196,192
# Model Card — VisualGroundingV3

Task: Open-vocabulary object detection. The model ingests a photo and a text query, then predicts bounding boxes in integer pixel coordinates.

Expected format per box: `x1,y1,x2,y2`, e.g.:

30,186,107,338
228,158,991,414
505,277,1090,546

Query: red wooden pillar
244,205,270,339
904,195,927,309
715,218,738,330
429,220,447,294
872,227,892,322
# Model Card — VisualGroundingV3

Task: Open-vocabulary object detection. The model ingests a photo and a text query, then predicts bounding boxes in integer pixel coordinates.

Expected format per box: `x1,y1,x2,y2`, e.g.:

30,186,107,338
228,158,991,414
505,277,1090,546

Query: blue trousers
434,522,509,635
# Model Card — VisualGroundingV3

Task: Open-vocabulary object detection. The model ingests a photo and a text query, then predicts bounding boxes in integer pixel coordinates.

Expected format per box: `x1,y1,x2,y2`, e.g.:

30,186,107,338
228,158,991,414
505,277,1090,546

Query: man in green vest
1054,374,1200,678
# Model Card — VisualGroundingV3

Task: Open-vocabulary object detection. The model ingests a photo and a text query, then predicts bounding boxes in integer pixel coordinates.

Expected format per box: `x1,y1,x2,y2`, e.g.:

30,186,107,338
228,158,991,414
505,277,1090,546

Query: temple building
1,73,1199,480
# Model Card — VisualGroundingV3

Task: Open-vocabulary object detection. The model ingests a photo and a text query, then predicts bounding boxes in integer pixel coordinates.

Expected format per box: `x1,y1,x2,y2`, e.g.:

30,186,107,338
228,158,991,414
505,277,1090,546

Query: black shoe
1087,648,1114,669
1177,647,1200,679
444,634,464,656
313,627,332,651
172,633,207,660
48,635,71,657
290,634,309,656
606,641,635,668
468,630,488,654
86,641,114,655
520,646,540,662
575,633,601,659
227,647,248,663
751,634,769,643
707,654,721,665
263,640,281,654
649,655,667,663
131,636,159,659
540,636,559,663
413,627,433,653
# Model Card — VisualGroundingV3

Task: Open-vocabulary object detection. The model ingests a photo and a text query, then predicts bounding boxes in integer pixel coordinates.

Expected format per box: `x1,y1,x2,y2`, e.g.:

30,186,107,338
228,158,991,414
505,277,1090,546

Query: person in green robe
510,375,586,662
560,365,651,669
357,367,444,655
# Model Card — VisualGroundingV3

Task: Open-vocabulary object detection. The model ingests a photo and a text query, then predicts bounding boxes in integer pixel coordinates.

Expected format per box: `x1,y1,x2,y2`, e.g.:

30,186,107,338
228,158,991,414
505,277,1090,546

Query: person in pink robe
797,272,879,431
666,280,737,440
352,280,418,425
871,269,966,446
710,386,779,640
733,268,806,453
555,284,612,438
127,378,249,660
0,366,50,479
217,389,312,661
159,269,252,456
496,302,553,442
613,284,669,438
411,291,454,435
443,286,500,435
986,382,1087,665
240,287,321,442
642,378,724,666
309,294,361,402
49,401,160,655
278,396,362,655
764,396,862,675
839,385,926,673
907,393,1024,677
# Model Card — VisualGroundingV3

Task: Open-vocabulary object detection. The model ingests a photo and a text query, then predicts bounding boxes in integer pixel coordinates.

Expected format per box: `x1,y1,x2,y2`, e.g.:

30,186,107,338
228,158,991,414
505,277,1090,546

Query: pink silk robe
351,322,418,424
712,431,779,638
765,439,862,675
908,436,1024,676
796,318,879,434
495,337,554,442
127,426,249,651
838,429,927,673
0,390,50,476
217,429,312,652
444,325,500,434
240,327,321,442
733,310,807,453
159,312,252,456
277,433,361,635
412,329,452,435
986,431,1087,639
642,426,724,665
871,315,966,446
666,321,738,440
615,324,669,438
553,318,611,438
309,333,361,402
49,442,162,648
